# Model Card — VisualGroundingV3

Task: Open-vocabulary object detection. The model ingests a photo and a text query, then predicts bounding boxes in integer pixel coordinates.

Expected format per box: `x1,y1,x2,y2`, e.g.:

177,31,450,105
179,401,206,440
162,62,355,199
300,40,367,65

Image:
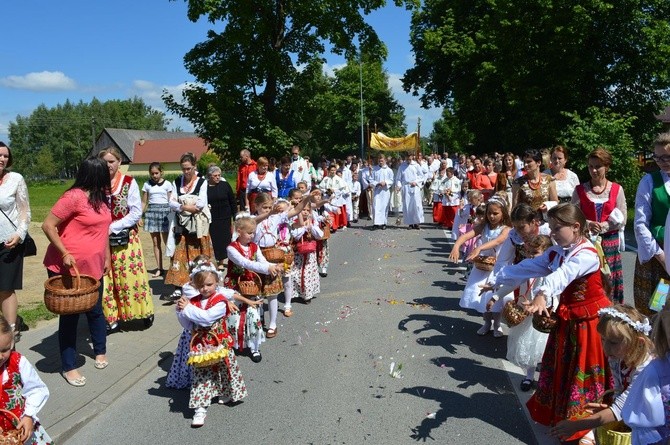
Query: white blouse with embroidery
0,172,31,243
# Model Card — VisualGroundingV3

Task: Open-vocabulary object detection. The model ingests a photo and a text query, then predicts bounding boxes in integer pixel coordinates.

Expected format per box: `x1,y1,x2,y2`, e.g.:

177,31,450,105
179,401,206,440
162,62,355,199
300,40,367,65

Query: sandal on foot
62,372,86,387
94,360,109,370
151,270,162,278
284,308,293,317
520,378,533,392
266,327,277,339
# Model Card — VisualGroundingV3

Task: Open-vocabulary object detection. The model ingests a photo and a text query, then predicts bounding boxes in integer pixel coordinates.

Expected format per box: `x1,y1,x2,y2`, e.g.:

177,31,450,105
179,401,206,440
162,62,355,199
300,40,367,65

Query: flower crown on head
235,211,252,221
188,260,223,281
487,195,507,209
598,307,652,335
276,198,289,205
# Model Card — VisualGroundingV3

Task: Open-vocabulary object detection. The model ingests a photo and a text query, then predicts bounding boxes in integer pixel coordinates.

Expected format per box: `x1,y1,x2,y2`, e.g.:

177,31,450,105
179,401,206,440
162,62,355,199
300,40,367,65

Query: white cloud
322,62,347,77
128,80,197,132
0,71,77,91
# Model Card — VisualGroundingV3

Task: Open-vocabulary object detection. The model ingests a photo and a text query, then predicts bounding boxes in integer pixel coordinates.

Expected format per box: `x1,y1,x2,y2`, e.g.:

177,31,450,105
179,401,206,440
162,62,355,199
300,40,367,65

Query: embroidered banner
370,132,419,151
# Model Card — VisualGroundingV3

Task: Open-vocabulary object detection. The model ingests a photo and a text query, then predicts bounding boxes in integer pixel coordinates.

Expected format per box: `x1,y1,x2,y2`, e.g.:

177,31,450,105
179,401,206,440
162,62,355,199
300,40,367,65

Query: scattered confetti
426,413,436,419
389,362,403,379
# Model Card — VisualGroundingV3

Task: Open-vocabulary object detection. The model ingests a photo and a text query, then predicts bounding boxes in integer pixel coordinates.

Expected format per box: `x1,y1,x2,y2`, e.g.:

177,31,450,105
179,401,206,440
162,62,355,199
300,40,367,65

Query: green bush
559,107,642,205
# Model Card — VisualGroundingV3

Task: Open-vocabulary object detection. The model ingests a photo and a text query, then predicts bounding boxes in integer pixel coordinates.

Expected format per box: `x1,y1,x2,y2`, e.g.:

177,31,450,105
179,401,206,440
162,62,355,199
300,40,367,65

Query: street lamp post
359,55,364,160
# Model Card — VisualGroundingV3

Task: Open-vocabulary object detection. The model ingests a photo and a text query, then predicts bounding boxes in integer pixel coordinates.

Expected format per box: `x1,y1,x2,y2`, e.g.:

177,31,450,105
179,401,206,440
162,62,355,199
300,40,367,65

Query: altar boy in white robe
370,155,395,230
398,152,425,229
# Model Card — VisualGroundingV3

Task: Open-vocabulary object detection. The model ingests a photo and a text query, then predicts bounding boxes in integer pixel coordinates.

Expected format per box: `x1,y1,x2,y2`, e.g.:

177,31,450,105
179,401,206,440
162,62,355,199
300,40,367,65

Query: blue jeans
47,270,107,372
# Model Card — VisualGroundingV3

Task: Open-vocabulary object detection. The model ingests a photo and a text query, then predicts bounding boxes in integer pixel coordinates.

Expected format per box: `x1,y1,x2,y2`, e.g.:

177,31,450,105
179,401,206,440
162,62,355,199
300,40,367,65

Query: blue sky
0,1,441,147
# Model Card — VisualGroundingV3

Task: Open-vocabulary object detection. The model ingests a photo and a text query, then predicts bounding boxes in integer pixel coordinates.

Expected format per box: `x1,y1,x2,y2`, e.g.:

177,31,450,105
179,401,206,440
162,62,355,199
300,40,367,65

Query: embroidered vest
575,182,620,228
0,352,25,432
224,242,259,290
276,170,295,198
111,175,133,221
650,171,670,243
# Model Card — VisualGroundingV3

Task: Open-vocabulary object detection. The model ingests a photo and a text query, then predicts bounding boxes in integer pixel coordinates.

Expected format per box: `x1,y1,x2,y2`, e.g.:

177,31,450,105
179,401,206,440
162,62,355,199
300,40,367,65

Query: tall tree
404,0,670,151
9,97,167,178
164,0,417,159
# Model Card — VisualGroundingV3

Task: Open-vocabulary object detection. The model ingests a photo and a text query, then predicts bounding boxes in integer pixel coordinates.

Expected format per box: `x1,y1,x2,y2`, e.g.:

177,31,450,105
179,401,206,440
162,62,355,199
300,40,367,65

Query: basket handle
70,263,82,291
250,271,262,286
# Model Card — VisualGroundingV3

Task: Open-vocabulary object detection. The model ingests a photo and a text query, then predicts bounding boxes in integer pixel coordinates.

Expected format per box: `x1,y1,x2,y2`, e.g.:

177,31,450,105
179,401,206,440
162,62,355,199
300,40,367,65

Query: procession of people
1,134,670,442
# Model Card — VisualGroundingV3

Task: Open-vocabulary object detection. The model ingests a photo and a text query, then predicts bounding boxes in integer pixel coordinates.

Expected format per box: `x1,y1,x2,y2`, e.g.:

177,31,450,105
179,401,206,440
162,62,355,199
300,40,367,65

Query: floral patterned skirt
189,348,248,409
166,329,194,389
601,231,623,303
290,252,320,301
165,234,214,286
102,229,154,324
526,314,613,441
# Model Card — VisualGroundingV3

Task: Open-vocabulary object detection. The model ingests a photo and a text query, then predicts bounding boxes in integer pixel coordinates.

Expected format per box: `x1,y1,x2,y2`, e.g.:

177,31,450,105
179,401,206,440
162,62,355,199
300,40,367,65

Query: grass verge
18,303,58,329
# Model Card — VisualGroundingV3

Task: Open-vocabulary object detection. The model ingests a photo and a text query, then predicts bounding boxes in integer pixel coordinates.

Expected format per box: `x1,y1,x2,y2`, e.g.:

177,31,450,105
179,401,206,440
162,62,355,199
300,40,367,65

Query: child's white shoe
191,408,207,427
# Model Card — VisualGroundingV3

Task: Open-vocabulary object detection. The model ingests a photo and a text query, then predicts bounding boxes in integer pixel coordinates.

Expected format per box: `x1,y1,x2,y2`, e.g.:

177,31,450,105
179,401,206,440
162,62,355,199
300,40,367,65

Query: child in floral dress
176,263,248,427
225,216,283,363
290,203,324,304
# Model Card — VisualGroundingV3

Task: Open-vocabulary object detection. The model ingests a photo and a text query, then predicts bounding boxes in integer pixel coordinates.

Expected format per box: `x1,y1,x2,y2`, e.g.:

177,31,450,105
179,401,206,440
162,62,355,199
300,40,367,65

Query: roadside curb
55,331,180,444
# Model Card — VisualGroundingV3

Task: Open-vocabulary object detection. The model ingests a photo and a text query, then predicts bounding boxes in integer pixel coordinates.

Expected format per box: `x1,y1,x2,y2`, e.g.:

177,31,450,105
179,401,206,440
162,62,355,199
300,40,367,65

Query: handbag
0,208,36,257
109,228,130,247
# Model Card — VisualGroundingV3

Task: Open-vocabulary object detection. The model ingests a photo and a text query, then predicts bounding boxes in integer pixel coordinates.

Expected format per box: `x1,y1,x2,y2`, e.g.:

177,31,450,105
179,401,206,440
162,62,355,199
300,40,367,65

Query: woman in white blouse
545,145,580,203
635,132,670,316
245,157,277,213
0,142,30,339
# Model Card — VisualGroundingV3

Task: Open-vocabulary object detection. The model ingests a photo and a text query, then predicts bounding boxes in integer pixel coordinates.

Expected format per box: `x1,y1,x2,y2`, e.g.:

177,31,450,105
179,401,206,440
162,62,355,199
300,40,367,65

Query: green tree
429,108,473,155
9,97,168,178
403,0,670,151
559,107,641,204
164,0,417,159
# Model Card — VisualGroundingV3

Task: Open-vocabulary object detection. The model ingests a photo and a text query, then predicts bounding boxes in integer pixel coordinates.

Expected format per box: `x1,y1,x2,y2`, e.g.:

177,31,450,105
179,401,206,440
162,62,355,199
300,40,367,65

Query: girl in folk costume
440,167,461,229
0,315,52,444
319,164,349,231
164,153,214,302
309,188,333,278
484,203,613,443
451,189,483,242
634,132,670,316
430,161,448,225
449,195,512,337
166,255,239,390
621,310,670,445
572,147,627,304
98,147,154,331
252,192,313,334
291,203,324,304
225,216,283,363
491,235,554,392
176,264,247,428
551,304,653,445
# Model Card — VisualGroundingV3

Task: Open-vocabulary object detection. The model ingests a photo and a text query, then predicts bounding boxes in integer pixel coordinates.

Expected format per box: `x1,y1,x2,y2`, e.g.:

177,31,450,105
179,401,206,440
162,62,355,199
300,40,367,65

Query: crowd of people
1,134,670,442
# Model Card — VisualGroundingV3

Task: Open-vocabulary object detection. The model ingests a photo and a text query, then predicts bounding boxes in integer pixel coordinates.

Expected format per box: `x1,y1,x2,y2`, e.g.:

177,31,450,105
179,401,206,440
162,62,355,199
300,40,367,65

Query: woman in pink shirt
42,157,112,387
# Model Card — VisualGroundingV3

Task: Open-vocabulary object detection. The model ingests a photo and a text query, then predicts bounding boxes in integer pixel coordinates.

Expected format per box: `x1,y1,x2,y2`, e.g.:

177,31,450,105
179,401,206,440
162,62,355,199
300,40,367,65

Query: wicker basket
502,300,528,327
532,310,558,333
44,264,100,315
0,409,22,445
595,420,631,445
473,255,496,271
320,223,331,240
283,250,294,265
238,272,262,297
187,331,227,368
295,238,317,255
260,246,285,264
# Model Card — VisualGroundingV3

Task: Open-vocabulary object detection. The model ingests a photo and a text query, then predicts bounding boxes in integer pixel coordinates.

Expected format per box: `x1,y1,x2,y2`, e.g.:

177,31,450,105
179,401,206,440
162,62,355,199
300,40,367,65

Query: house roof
132,138,209,164
94,128,198,162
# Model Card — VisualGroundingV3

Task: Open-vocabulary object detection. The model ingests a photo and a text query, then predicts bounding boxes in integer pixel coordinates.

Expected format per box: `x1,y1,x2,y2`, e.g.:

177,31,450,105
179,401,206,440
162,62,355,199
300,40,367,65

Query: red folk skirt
526,271,612,442
441,205,457,229
432,202,443,224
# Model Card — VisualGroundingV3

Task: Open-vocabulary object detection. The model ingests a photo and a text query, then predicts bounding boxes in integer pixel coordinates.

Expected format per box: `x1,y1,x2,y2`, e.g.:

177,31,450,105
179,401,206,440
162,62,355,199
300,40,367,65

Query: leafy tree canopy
164,0,417,160
405,0,670,151
9,97,167,178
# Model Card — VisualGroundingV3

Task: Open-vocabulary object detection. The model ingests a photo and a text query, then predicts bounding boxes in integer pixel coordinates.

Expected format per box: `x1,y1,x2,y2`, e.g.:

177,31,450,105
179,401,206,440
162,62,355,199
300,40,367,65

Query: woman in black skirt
206,165,236,269
0,142,31,339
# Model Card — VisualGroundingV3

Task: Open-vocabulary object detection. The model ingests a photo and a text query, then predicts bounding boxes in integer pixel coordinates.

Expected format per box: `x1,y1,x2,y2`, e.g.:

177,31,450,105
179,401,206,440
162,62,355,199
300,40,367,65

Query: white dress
459,224,506,312
505,277,550,369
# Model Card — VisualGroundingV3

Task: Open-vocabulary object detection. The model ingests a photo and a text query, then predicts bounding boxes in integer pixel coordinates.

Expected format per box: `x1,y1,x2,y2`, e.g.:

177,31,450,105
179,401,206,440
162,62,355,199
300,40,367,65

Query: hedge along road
61,215,579,445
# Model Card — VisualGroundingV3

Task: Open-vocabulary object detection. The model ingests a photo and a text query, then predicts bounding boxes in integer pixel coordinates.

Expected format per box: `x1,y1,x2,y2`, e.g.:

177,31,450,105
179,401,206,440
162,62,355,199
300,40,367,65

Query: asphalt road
64,212,640,445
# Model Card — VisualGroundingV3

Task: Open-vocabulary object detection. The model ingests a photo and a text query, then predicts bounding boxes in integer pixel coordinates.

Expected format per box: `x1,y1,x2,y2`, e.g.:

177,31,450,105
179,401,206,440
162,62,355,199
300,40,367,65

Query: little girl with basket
290,203,324,304
225,216,283,363
176,262,247,427
0,315,52,444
